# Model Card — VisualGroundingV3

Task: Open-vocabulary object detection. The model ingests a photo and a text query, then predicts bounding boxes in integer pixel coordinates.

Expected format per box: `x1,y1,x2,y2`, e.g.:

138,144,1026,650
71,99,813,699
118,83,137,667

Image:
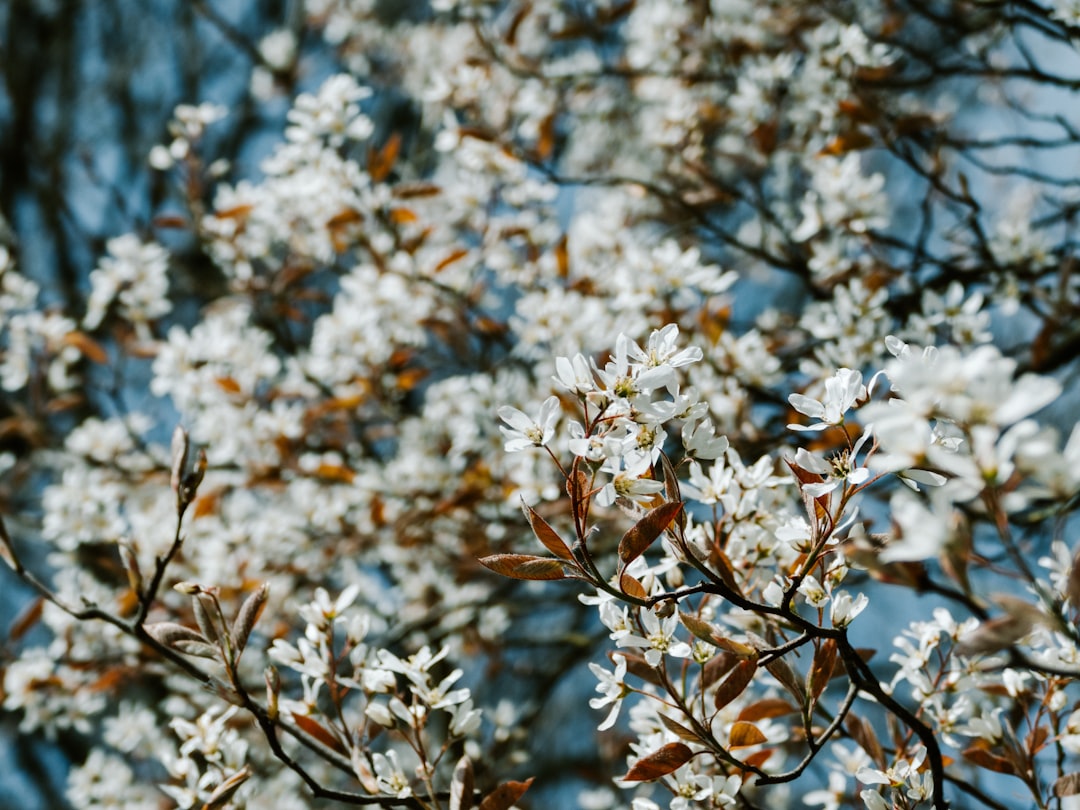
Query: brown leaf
62,332,108,363
7,596,43,642
618,501,683,568
963,742,1018,776
737,698,795,723
434,247,470,273
659,713,705,744
292,712,348,756
623,742,694,782
202,766,252,810
739,748,774,771
450,755,475,810
845,714,885,768
567,468,591,527
764,657,806,707
231,583,269,658
144,621,210,648
1053,772,1080,797
619,571,647,600
679,612,756,657
714,658,758,711
478,554,566,581
729,721,767,749
807,639,838,702
522,502,574,561
478,778,534,810
393,182,441,199
368,133,402,183
388,207,419,225
554,234,569,278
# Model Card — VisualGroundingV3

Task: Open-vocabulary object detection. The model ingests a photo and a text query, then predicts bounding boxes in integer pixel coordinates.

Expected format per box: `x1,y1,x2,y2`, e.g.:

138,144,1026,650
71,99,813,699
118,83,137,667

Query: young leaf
714,657,758,711
807,638,838,702
657,452,686,531
659,713,705,744
231,583,270,658
144,621,210,648
292,712,348,756
729,721,767,749
622,742,694,782
567,468,591,528
764,656,807,707
450,755,475,810
962,741,1018,775
737,698,796,723
845,714,885,768
478,778,534,810
619,571,648,600
522,502,575,561
618,501,684,567
1053,772,1080,798
478,554,567,581
680,612,756,657
203,766,252,810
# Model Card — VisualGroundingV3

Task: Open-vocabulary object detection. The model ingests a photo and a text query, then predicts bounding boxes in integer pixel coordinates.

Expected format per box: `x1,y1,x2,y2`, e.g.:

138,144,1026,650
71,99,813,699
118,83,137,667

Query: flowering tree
2,1,1080,809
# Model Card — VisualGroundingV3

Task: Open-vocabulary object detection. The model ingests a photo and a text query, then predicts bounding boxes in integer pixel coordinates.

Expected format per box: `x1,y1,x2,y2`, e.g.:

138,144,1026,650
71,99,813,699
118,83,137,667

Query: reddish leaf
619,571,648,600
657,453,686,532
737,698,795,723
554,233,569,278
679,612,755,657
7,596,43,642
709,546,742,595
388,207,419,225
393,182,441,199
291,713,347,755
435,247,470,273
846,714,885,769
729,721,767,749
765,657,806,707
740,748,775,771
623,743,694,782
62,332,108,363
478,778,534,810
618,501,684,567
522,502,574,561
478,554,566,581
567,468,591,527
659,713,704,744
807,639,838,702
963,744,1018,776
1027,724,1050,756
368,133,402,183
714,657,758,711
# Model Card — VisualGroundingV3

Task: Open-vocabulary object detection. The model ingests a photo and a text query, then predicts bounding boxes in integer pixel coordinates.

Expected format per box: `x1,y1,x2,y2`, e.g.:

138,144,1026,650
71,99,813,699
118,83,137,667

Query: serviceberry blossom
497,395,561,452
788,368,866,431
589,656,630,731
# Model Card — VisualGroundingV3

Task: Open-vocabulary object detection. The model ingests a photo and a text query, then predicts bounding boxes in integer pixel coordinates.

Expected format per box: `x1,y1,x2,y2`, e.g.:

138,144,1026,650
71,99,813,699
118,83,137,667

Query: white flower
788,368,866,431
554,353,596,395
617,607,692,667
497,395,560,452
588,656,629,730
830,591,869,627
372,750,412,798
792,427,873,497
